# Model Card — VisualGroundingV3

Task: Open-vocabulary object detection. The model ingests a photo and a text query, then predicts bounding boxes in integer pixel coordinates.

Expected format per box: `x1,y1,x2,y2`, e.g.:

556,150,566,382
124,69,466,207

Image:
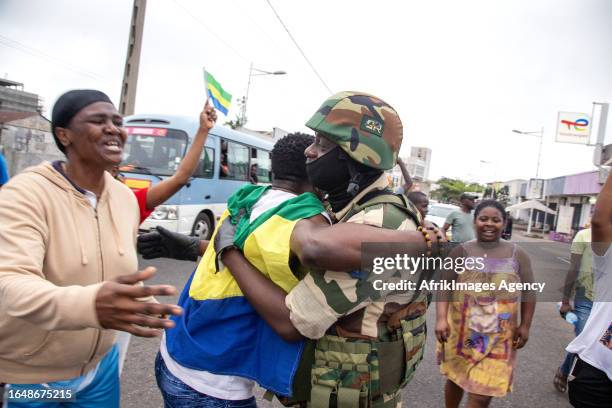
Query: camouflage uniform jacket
285,174,426,340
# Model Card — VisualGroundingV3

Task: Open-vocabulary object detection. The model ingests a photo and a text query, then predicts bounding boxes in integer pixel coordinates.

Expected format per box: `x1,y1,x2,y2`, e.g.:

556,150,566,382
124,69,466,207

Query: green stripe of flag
205,72,232,102
226,185,325,249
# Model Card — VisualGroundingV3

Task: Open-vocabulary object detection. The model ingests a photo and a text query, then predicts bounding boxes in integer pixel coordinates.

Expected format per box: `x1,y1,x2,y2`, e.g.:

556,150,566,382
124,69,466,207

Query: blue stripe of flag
207,89,229,115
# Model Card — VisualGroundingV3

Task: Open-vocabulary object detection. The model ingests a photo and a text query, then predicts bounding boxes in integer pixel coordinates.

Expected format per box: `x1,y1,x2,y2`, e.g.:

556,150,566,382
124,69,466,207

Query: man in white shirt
566,170,612,407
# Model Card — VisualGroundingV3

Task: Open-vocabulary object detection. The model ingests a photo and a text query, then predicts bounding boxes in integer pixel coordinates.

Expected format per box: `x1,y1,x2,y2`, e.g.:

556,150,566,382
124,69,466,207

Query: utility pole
240,63,286,126
512,128,544,236
119,0,147,115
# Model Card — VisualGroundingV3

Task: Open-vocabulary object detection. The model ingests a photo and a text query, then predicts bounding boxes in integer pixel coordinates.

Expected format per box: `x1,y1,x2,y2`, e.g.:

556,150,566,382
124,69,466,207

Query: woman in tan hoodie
0,90,181,407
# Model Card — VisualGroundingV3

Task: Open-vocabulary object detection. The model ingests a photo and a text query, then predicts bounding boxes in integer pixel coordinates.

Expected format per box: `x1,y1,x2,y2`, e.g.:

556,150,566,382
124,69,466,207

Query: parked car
426,202,460,240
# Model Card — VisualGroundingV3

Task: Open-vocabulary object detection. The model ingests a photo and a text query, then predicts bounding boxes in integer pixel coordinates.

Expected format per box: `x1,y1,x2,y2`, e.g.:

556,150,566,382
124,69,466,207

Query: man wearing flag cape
143,92,444,407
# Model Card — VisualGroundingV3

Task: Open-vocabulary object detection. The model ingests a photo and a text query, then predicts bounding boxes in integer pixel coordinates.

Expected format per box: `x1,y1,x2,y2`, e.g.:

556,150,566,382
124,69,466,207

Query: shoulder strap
340,189,422,227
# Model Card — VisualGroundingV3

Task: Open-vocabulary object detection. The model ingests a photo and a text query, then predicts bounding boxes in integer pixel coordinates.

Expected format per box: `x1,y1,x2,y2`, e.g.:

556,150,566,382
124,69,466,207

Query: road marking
557,257,570,264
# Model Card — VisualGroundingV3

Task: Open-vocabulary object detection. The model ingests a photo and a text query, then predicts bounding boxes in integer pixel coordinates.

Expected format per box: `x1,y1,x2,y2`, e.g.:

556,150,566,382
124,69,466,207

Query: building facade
388,146,433,194
0,111,62,178
0,79,41,113
490,171,603,241
406,146,432,181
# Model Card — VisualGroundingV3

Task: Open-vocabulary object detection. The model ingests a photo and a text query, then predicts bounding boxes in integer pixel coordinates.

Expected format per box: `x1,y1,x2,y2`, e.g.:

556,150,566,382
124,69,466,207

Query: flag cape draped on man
203,69,232,115
166,184,325,396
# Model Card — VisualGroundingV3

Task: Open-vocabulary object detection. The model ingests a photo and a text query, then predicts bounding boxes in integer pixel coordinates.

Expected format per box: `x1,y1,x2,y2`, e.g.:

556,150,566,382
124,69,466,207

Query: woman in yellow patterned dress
435,200,536,408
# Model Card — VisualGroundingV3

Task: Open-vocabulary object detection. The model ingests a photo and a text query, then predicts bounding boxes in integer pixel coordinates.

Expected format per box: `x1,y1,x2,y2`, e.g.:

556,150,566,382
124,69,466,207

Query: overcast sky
1,0,611,183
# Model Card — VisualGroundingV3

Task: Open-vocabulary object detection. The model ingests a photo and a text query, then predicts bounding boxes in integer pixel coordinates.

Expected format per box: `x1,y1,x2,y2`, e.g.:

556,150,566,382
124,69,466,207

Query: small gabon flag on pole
203,69,232,115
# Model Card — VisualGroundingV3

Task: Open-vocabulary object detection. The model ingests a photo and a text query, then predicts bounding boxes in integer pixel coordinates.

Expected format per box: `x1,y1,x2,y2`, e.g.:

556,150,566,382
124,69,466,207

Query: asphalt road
121,237,576,407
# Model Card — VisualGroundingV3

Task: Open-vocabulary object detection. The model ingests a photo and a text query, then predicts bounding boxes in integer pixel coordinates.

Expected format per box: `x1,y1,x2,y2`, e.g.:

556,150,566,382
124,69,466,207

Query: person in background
501,212,513,240
249,163,258,184
443,193,476,243
0,150,9,188
0,90,181,408
407,190,429,219
112,99,217,224
394,156,413,194
566,170,612,407
553,226,594,393
219,141,230,178
436,199,535,408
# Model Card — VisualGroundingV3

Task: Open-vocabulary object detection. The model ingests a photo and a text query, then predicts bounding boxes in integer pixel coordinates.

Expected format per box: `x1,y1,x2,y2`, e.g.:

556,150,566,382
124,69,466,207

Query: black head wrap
51,89,113,153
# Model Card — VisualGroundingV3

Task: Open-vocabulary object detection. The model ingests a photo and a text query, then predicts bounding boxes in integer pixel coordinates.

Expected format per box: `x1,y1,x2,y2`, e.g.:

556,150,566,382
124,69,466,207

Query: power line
0,34,108,82
229,0,288,60
264,0,332,94
171,0,249,63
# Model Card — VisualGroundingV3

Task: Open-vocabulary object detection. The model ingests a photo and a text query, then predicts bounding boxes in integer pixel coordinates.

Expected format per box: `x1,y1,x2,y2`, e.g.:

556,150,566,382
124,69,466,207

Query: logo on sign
560,118,589,132
556,112,591,145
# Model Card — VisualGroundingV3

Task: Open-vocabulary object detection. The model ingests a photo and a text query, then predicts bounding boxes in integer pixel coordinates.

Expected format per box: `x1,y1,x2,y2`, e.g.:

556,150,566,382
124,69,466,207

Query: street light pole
512,128,544,235
240,63,286,126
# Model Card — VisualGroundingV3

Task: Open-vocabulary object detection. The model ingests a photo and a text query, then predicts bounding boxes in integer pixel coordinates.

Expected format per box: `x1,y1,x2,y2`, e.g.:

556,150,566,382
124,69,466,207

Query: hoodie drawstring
68,191,89,265
107,195,125,256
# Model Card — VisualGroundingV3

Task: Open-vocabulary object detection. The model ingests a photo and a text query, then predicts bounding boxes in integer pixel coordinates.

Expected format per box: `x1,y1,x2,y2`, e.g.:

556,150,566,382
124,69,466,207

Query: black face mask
305,146,351,194
306,146,383,213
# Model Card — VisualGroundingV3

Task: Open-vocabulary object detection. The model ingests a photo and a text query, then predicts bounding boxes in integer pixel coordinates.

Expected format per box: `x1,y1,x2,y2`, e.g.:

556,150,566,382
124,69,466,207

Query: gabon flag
203,69,232,115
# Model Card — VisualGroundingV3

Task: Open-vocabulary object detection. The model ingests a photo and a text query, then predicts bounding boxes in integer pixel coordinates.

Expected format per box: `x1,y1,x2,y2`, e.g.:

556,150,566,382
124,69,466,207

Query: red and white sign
125,127,168,137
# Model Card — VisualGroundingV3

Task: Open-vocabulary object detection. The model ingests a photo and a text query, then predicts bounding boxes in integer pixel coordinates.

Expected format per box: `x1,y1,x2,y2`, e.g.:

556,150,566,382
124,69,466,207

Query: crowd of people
0,88,609,408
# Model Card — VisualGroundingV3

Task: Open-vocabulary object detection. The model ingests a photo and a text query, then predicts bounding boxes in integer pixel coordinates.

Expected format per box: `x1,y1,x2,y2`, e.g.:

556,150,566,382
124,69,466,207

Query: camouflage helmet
305,91,403,170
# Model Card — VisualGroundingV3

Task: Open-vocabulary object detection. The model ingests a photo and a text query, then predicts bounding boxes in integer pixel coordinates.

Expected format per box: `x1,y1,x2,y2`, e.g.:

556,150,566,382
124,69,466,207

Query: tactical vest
266,191,430,408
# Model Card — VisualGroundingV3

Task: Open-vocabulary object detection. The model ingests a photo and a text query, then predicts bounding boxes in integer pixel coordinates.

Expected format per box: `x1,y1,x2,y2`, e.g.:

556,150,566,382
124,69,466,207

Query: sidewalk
512,229,563,244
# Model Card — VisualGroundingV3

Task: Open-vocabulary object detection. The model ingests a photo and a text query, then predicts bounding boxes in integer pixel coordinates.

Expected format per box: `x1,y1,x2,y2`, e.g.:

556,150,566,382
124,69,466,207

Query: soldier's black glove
213,215,240,272
137,226,201,261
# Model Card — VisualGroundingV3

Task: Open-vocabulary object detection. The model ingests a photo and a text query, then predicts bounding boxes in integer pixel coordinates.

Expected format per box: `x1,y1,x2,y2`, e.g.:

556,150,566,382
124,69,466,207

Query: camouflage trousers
309,335,420,408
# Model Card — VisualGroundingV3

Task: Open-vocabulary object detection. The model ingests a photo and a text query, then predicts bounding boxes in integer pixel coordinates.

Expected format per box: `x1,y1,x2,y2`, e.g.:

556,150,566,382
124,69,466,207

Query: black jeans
568,357,612,408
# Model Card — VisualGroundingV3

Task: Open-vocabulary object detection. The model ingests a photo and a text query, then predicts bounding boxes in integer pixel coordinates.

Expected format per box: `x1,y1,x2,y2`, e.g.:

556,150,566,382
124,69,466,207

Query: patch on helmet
360,115,384,137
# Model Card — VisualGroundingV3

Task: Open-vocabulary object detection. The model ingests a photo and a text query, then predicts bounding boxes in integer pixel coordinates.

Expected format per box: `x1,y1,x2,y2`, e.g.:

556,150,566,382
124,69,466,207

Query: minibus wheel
192,212,213,240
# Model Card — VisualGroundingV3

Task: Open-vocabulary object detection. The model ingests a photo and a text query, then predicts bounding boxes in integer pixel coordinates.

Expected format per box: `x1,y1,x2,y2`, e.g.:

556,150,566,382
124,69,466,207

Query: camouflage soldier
291,91,428,407
220,92,437,407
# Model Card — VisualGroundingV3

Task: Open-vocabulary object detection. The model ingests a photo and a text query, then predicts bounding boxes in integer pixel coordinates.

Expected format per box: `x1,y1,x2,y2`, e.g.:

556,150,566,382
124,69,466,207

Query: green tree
431,177,484,203
224,116,244,129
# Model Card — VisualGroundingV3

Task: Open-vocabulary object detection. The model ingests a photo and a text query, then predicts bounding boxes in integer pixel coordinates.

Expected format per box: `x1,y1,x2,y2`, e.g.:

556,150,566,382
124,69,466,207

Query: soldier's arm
591,170,612,256
221,248,303,341
290,217,431,271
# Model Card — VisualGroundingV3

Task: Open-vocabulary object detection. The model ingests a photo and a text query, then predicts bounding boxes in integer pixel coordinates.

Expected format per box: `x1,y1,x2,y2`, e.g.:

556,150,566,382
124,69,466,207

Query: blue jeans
155,353,257,408
5,345,119,408
560,299,593,376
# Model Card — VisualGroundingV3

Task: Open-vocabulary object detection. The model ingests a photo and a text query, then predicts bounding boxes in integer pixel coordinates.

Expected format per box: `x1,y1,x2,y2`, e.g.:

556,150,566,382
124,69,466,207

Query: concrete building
388,146,433,194
406,146,431,181
491,170,604,242
0,79,41,113
544,171,601,238
0,111,62,178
